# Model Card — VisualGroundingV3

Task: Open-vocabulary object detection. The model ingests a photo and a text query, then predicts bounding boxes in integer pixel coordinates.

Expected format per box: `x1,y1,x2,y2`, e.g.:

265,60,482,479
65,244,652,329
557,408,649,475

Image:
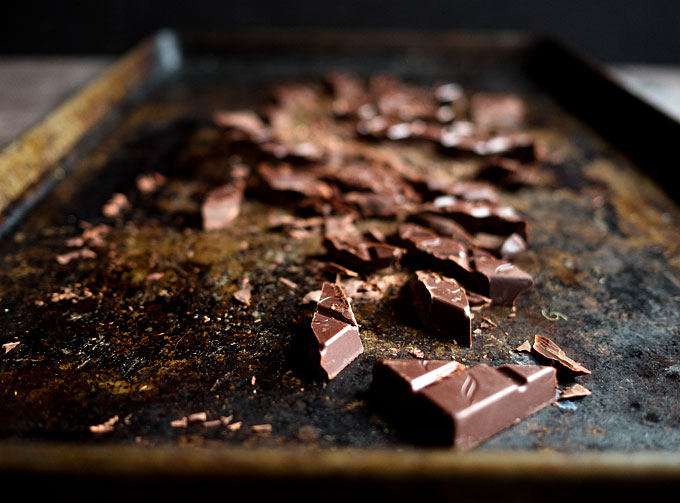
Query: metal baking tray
1,30,680,497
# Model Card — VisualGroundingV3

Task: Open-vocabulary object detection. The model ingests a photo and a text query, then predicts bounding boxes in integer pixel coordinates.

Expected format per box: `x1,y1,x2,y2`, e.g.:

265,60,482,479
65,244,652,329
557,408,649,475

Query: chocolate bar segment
371,360,556,450
409,271,471,346
310,282,364,379
467,253,534,305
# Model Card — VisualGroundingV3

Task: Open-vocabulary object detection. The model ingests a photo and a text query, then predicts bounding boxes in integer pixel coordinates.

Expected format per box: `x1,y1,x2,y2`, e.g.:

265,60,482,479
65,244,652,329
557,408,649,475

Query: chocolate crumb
251,423,272,434
516,340,532,353
532,334,591,376
89,415,119,434
2,341,20,354
560,384,591,400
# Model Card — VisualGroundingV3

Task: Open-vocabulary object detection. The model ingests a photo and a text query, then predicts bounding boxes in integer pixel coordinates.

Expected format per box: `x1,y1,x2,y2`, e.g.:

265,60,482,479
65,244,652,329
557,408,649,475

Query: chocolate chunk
371,360,556,449
426,198,528,239
466,253,534,305
409,271,471,346
233,277,252,307
408,213,477,248
323,236,403,274
409,178,500,204
258,163,334,200
259,141,325,164
470,93,527,132
326,71,370,118
532,334,591,376
343,191,413,218
213,110,272,142
474,232,527,259
391,224,470,280
310,282,364,379
202,183,244,231
477,157,543,188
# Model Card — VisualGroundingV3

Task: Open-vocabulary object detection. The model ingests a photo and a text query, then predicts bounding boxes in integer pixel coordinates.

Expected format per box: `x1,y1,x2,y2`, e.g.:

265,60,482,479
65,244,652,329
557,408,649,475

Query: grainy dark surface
1,36,680,454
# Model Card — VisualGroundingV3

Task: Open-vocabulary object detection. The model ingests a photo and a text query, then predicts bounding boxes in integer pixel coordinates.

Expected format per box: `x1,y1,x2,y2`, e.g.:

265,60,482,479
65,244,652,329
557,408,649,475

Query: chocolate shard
426,198,529,239
213,110,272,143
310,282,364,379
467,253,534,305
560,383,591,400
371,359,557,450
408,213,478,248
323,236,403,274
409,271,471,346
202,182,244,231
532,334,591,376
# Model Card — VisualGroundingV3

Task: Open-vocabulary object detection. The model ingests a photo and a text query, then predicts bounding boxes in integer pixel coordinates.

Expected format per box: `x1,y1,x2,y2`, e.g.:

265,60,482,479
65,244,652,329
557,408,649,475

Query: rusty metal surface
1,31,680,468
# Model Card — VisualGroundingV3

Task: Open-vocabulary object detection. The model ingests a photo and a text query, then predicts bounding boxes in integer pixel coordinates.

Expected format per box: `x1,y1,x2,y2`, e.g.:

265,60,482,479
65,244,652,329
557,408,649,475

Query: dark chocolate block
310,282,364,379
409,271,471,346
371,359,557,450
467,253,534,305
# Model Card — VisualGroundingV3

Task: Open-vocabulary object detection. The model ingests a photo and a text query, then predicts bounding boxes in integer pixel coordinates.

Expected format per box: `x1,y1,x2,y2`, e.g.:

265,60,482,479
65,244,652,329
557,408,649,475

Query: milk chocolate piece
258,163,334,200
371,359,557,449
470,93,527,132
202,183,244,231
310,282,364,379
467,253,534,305
392,224,470,280
427,198,528,239
409,271,471,346
323,236,403,274
532,334,591,376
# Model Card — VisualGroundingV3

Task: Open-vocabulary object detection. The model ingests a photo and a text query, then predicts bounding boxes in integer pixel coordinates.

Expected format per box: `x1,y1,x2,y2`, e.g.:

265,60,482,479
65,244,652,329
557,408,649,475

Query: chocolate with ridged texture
323,236,403,274
426,198,528,239
409,271,471,346
201,182,244,231
310,282,364,380
467,252,534,305
371,359,557,449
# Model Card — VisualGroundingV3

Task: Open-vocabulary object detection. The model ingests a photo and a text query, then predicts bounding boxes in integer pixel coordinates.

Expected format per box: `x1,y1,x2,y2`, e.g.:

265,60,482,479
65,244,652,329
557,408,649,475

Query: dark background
2,0,679,62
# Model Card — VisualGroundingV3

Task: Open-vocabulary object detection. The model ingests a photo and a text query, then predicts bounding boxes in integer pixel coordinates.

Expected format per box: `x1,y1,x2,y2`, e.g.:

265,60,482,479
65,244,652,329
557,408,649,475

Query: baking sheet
1,30,679,485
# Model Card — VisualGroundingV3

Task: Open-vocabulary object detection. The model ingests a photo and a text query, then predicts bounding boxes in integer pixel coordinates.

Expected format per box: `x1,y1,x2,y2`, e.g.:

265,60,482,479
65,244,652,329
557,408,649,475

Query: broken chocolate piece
391,224,470,280
202,183,244,231
532,334,591,376
258,163,334,200
233,277,252,307
426,198,528,239
560,383,591,400
310,282,364,379
408,213,477,248
467,253,534,305
323,236,403,274
474,232,527,260
516,340,532,353
409,271,471,346
470,93,527,132
371,359,556,450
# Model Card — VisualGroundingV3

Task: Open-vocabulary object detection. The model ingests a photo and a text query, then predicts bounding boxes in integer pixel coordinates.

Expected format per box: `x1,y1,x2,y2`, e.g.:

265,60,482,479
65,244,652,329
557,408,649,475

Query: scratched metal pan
1,30,679,498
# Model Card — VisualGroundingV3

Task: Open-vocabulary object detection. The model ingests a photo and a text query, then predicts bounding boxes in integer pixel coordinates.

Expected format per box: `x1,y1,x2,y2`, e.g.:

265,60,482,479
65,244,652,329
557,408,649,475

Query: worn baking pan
1,29,679,498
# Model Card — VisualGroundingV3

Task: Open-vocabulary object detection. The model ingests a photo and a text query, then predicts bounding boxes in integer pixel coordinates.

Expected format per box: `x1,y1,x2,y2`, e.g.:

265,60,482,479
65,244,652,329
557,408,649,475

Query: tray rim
1,28,680,476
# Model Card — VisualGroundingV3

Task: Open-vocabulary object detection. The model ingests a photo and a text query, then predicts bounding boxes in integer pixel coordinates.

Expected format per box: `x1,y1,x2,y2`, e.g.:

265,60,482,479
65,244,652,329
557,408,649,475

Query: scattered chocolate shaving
233,277,252,307
532,334,591,376
300,289,322,305
470,93,527,132
279,277,298,290
56,248,96,265
136,172,167,194
146,272,164,281
203,419,223,428
89,415,119,434
102,193,130,218
251,424,273,434
187,412,208,423
202,182,244,231
228,421,242,431
516,340,532,352
2,341,20,354
170,417,189,428
322,261,359,278
408,346,425,359
560,384,592,400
